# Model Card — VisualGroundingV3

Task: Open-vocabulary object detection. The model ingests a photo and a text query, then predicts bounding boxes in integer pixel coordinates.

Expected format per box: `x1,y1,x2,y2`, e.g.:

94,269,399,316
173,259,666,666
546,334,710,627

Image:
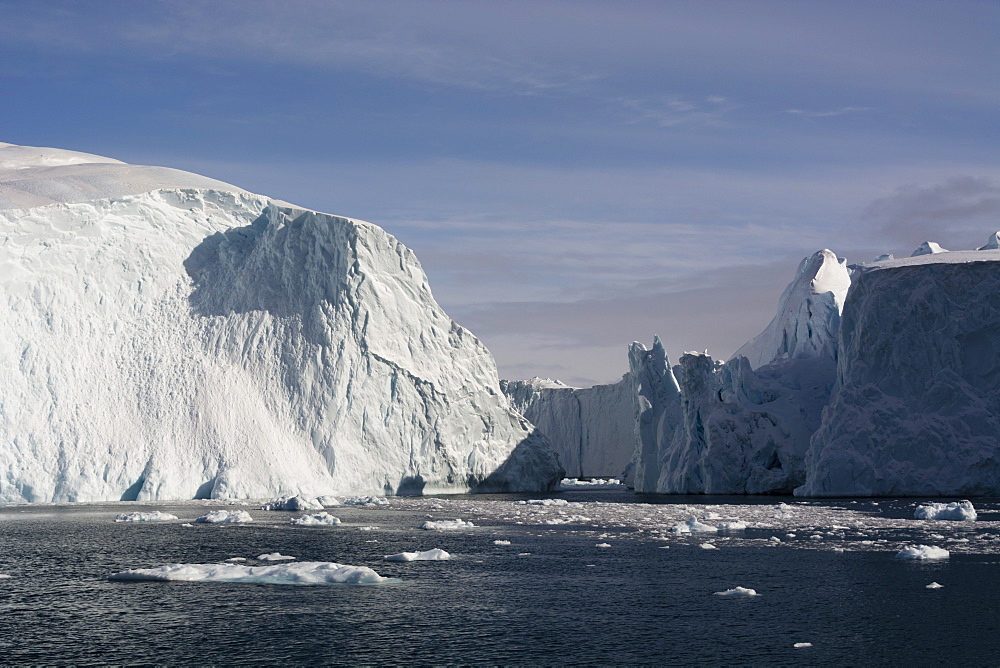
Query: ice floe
194,510,254,524
914,501,977,521
343,496,389,506
114,511,179,522
671,517,719,534
290,512,341,526
383,548,450,562
895,545,950,560
257,553,295,561
794,643,813,648
516,499,570,506
109,562,387,585
713,587,758,597
493,540,511,546
926,582,944,589
595,543,612,548
559,478,624,490
420,519,475,530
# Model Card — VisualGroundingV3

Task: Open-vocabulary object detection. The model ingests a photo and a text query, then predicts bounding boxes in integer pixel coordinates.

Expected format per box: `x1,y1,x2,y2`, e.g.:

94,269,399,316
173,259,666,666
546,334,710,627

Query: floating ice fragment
342,496,389,506
317,496,341,507
257,553,295,561
109,562,387,585
420,519,475,530
194,510,254,524
713,587,759,597
515,499,570,506
0,574,12,579
290,512,341,526
794,643,813,648
717,521,748,531
261,495,324,511
671,517,719,534
914,501,977,521
114,511,179,522
769,536,782,543
895,545,949,560
926,582,944,589
559,478,623,490
224,557,246,562
383,548,450,562
493,540,511,546
595,543,612,548
699,543,717,550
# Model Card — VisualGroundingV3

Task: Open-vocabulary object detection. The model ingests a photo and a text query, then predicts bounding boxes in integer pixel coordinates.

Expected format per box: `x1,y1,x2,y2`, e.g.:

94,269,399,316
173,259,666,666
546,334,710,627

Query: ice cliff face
0,143,561,502
800,254,1000,496
628,251,848,494
501,375,636,478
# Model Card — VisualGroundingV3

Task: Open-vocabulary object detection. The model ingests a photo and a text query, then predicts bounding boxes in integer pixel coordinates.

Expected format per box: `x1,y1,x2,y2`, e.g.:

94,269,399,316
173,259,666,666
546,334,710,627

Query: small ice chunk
699,543,717,550
342,496,389,506
420,519,475,530
317,496,341,507
926,582,944,589
383,548,450,562
290,512,341,526
717,521,747,531
671,517,719,534
194,510,254,524
914,501,977,521
261,495,324,511
713,587,759,597
515,498,570,506
0,574,12,579
114,511,179,523
895,545,950,560
224,557,247,562
794,643,813,648
493,540,511,546
769,536,782,543
595,543,612,548
109,562,387,585
257,553,296,561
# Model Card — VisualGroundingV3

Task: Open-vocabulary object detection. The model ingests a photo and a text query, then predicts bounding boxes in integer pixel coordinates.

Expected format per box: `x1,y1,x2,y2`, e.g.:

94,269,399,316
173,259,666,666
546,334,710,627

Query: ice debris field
81,493,1000,590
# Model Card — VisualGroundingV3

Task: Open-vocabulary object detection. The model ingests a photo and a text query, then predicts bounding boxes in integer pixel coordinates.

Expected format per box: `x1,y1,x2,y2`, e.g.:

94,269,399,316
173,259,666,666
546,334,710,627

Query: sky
2,0,998,386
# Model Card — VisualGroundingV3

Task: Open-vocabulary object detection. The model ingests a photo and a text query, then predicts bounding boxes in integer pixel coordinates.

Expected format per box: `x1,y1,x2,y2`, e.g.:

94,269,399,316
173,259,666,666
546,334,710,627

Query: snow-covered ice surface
109,561,386,585
0,143,561,502
915,501,977,521
114,511,178,522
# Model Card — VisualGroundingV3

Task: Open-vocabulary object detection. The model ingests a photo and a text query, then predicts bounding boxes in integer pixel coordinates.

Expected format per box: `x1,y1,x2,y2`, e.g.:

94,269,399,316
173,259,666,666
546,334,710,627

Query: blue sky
2,0,998,385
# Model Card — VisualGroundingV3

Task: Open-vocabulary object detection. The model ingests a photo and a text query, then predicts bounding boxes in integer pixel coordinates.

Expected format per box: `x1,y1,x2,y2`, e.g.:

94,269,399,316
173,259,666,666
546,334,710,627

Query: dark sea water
0,492,998,665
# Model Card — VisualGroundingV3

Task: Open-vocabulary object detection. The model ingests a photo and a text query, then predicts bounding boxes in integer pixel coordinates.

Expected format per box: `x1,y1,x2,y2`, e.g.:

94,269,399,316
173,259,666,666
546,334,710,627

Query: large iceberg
501,375,636,478
799,252,1000,496
0,143,561,502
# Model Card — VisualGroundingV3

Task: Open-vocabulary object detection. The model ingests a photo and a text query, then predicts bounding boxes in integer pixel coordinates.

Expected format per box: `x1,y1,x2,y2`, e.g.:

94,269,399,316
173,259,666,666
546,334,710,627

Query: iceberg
290,512,341,526
629,250,849,495
261,496,324,511
895,545,950,560
0,143,561,503
914,501,977,521
501,375,636,478
194,510,254,524
800,253,1000,496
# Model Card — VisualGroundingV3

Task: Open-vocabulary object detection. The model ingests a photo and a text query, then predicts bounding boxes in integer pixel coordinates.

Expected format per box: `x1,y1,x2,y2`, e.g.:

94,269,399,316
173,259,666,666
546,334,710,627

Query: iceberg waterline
0,143,562,503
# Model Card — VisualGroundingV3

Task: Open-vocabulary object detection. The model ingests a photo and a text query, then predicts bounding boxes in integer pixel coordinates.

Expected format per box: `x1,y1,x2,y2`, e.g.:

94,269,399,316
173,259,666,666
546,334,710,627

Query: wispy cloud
785,106,872,118
619,95,739,128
